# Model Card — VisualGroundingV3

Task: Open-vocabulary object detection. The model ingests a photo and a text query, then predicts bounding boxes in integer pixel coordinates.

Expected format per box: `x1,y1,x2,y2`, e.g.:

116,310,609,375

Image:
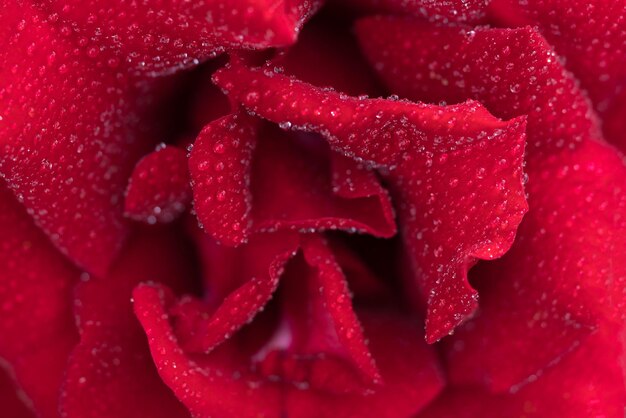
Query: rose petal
189,113,396,246
214,59,528,342
60,226,197,418
0,3,170,274
285,310,445,418
254,235,380,393
330,0,490,23
354,17,626,390
354,19,600,167
278,12,384,96
124,145,192,224
189,113,257,245
488,1,626,121
134,283,282,418
35,0,323,75
0,182,79,418
251,124,396,238
0,368,35,418
419,329,625,418
172,231,300,353
444,139,626,391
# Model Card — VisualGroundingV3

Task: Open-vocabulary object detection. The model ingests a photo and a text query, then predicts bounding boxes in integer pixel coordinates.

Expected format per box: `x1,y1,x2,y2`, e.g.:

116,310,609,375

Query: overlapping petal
33,0,323,75
0,1,171,275
355,16,626,390
60,226,196,418
419,330,625,418
213,59,528,342
0,369,35,418
355,19,600,166
331,0,490,23
124,145,192,224
0,183,79,418
488,1,626,131
189,112,396,246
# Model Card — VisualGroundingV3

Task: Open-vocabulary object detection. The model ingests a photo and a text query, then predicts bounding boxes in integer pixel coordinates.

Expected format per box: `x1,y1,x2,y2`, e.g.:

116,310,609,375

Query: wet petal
285,310,445,418
0,3,169,274
0,183,79,418
34,0,323,75
61,227,196,418
355,19,600,166
331,0,490,23
214,59,528,342
124,145,192,224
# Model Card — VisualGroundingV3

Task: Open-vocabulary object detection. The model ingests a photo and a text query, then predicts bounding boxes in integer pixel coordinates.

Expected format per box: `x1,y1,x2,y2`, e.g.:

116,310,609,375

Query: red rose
0,0,624,417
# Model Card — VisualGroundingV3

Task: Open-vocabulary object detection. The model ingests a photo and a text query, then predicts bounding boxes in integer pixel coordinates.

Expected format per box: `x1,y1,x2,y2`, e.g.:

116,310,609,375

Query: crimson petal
355,17,626,390
172,231,300,353
0,369,35,418
189,113,396,246
134,283,282,418
419,330,625,418
355,19,600,167
285,310,445,418
0,183,79,418
213,59,528,342
488,1,626,132
124,145,192,224
255,235,381,392
0,2,167,274
445,139,626,392
331,0,490,23
61,227,196,418
33,0,323,76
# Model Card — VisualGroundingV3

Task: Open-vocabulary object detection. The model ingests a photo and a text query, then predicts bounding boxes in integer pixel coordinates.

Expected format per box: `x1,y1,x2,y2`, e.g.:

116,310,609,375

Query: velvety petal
285,310,445,418
278,12,384,97
250,124,396,238
420,329,625,418
0,2,168,274
189,113,397,246
330,0,490,23
255,235,380,393
488,1,626,127
0,369,35,418
60,227,196,418
0,183,79,418
355,17,626,389
33,0,323,75
189,113,258,246
172,231,300,353
134,283,282,418
124,145,192,224
444,139,626,391
214,59,528,342
355,19,600,167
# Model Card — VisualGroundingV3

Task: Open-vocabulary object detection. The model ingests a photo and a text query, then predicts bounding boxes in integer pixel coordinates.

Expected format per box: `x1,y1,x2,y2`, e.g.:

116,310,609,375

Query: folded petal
0,2,171,274
124,145,192,224
285,310,445,418
214,59,528,342
0,183,79,418
134,283,282,418
488,1,626,130
354,17,626,390
254,235,380,393
355,19,600,166
34,0,323,75
60,227,197,418
419,329,625,418
331,0,490,23
172,231,300,353
189,113,396,246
